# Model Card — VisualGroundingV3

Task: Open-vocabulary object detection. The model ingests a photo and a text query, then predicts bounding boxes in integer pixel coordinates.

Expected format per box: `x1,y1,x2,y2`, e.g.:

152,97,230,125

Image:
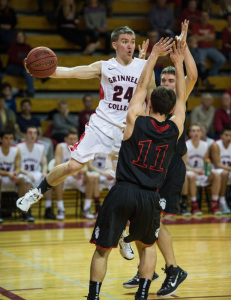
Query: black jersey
167,102,188,156
116,116,179,190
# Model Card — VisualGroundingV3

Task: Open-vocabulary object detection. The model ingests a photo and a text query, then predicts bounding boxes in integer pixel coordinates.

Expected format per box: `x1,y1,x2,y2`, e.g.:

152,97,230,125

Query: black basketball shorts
90,181,162,249
159,154,186,215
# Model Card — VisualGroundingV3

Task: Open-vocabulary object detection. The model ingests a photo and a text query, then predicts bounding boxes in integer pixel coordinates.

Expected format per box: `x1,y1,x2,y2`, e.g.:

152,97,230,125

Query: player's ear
112,42,117,50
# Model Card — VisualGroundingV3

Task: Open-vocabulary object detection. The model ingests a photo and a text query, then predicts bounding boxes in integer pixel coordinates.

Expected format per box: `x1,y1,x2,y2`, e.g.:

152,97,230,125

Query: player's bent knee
66,159,83,175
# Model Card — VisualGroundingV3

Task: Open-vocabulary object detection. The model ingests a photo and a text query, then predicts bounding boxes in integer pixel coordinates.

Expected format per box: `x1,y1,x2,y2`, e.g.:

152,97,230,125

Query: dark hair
65,129,78,137
111,26,135,42
58,100,68,107
0,130,14,138
25,126,38,134
20,99,31,107
161,66,175,77
0,82,12,91
150,86,176,117
189,123,201,131
221,127,231,135
82,93,92,102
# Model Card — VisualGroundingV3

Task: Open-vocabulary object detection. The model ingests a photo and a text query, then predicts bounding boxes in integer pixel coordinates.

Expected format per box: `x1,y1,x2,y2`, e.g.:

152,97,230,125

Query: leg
218,170,230,214
207,48,226,76
157,221,177,267
47,159,83,186
55,182,65,219
83,173,98,219
44,189,56,219
88,247,111,300
135,242,156,300
187,172,202,215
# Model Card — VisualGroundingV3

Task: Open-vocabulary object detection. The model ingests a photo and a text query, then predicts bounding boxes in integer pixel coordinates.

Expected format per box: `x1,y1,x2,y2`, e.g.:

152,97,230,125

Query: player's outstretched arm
24,59,102,80
170,40,186,138
176,19,198,98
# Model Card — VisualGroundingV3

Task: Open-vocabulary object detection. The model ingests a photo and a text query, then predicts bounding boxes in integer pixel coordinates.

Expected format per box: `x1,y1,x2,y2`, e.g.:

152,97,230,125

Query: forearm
50,65,100,79
0,170,10,177
216,163,231,172
184,46,198,81
175,62,186,104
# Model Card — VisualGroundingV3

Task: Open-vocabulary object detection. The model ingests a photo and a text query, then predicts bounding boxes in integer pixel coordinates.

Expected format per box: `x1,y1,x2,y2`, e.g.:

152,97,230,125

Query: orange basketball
26,46,57,78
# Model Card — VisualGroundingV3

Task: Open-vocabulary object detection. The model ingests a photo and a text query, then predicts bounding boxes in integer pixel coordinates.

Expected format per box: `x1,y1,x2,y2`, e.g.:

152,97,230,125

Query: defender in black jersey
124,20,197,297
87,38,187,300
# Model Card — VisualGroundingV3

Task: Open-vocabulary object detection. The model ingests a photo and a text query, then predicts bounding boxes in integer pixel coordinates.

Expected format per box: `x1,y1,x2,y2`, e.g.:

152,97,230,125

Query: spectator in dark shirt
0,92,16,132
51,100,78,143
16,99,54,161
0,0,17,50
0,82,17,113
191,11,226,76
83,0,110,55
57,0,88,52
78,94,95,137
179,0,201,35
149,0,174,38
214,92,231,136
222,13,231,69
4,31,34,96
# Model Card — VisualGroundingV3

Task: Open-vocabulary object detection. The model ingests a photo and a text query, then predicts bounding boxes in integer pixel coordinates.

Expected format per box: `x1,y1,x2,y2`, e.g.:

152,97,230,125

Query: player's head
25,126,38,142
0,130,14,147
160,66,176,91
150,86,176,117
200,124,207,140
64,129,78,146
82,94,93,110
111,26,136,60
189,124,201,140
220,127,231,144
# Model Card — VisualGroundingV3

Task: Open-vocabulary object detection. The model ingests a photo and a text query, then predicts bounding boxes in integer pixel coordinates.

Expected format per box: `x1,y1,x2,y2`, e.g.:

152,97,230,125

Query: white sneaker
119,230,134,260
83,209,95,219
17,188,43,212
56,210,65,220
219,199,231,214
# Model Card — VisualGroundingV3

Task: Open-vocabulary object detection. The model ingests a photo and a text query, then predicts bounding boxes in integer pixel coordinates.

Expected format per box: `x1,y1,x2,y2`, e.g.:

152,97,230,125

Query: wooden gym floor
0,214,231,300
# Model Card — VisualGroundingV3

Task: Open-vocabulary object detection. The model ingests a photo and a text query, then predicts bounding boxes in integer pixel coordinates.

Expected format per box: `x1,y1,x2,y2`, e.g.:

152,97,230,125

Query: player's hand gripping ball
25,47,57,78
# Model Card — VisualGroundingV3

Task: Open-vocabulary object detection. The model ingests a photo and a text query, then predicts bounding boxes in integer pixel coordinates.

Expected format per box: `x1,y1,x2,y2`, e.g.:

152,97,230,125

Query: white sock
191,197,197,202
212,195,219,201
219,196,226,204
84,199,92,211
57,200,64,211
45,200,52,208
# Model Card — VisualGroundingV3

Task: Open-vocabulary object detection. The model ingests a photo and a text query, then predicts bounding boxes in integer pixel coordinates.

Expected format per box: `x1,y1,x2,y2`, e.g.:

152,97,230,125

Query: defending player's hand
138,39,149,59
151,37,173,57
175,19,189,49
170,38,186,65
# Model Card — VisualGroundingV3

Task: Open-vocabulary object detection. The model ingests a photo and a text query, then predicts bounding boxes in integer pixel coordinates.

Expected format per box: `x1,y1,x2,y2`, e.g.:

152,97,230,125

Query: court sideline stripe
0,249,119,300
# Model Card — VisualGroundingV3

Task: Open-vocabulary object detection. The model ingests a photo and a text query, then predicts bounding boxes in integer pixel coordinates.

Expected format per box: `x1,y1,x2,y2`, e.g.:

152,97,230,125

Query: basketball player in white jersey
54,130,100,220
18,126,54,220
17,26,159,258
211,127,231,214
0,130,26,223
185,124,221,215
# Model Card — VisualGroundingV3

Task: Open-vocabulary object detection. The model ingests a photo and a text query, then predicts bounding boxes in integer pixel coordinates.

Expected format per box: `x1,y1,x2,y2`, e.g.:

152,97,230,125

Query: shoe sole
157,272,187,297
123,273,159,288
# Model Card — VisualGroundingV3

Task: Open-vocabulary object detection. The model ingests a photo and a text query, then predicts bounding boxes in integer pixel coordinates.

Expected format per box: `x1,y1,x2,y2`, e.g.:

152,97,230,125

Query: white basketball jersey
18,142,44,172
216,139,231,167
60,142,71,163
96,57,147,128
186,140,208,168
0,146,18,173
93,153,107,171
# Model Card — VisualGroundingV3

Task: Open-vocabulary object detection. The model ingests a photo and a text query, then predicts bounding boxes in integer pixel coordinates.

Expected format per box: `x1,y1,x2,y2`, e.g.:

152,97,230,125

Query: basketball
26,47,57,78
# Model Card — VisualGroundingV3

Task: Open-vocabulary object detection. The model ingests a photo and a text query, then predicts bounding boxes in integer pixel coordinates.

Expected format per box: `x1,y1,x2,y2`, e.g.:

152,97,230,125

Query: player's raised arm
128,37,173,115
177,20,198,98
170,40,186,138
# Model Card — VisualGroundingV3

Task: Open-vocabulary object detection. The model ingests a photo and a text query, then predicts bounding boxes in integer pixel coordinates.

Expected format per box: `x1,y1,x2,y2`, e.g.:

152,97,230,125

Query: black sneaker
135,293,147,300
22,209,35,222
44,207,56,220
180,207,192,216
123,270,159,288
157,265,187,297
